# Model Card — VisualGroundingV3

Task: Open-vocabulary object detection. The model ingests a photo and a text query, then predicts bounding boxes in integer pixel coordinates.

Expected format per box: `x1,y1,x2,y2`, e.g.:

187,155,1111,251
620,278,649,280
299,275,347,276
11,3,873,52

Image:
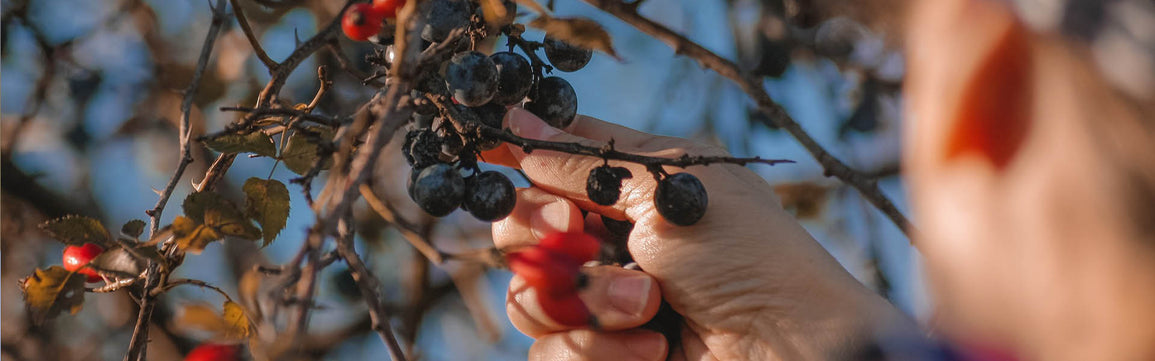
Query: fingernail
608,275,652,317
530,201,573,240
508,108,562,140
626,332,667,361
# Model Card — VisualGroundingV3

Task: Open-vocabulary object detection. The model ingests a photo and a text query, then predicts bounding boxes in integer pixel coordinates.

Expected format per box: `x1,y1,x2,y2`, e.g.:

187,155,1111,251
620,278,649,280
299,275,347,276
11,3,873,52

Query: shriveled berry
415,72,450,96
538,232,601,264
525,76,578,129
538,292,592,327
410,164,465,216
420,0,470,42
654,173,708,226
489,52,533,105
446,51,499,107
403,129,442,169
544,35,593,72
436,126,464,161
62,243,104,283
463,171,516,221
586,165,632,206
342,3,386,42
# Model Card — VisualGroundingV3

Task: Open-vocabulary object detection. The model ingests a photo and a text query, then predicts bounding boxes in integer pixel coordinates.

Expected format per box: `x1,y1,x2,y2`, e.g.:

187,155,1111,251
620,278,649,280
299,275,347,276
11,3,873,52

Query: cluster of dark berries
403,127,517,222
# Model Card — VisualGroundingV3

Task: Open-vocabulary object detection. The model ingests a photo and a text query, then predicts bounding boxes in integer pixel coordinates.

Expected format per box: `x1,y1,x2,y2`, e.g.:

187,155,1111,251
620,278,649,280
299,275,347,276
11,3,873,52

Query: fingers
507,266,662,337
529,329,668,361
492,187,585,249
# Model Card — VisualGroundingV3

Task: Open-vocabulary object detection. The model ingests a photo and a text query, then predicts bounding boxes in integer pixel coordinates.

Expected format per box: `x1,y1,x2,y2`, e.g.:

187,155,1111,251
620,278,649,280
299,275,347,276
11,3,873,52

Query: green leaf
202,131,276,157
121,219,146,238
281,127,335,175
172,216,221,254
40,215,111,247
243,178,290,247
182,192,261,245
183,192,246,225
20,266,86,323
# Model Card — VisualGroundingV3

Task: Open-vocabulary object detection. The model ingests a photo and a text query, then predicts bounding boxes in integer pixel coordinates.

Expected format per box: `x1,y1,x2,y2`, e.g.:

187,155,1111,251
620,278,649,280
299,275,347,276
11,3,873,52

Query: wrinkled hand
491,108,907,360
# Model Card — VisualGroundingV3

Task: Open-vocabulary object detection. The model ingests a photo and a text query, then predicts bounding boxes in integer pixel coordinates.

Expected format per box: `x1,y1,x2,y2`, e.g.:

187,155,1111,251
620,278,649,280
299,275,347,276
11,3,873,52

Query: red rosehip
507,247,582,295
184,343,240,361
371,0,407,18
538,232,601,264
342,3,385,42
538,292,592,327
62,243,104,283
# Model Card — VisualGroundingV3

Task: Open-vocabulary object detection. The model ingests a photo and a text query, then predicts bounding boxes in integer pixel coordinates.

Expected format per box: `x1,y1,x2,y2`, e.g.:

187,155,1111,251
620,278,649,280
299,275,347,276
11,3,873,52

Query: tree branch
580,0,914,237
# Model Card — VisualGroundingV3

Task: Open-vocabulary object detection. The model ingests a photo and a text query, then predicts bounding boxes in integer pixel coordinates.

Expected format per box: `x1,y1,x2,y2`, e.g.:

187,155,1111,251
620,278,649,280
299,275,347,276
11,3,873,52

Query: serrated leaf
40,215,111,247
121,219,146,238
528,16,620,59
20,266,86,323
172,216,221,254
205,208,261,241
202,131,276,157
222,301,252,340
243,178,290,247
281,127,334,176
175,302,252,341
88,248,145,278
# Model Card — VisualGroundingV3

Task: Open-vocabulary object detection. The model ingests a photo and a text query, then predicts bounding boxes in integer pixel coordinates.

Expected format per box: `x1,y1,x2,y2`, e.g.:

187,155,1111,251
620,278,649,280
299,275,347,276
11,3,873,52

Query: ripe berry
62,243,104,283
654,173,708,226
342,3,385,42
586,165,632,206
184,343,240,361
410,164,465,217
446,51,500,107
420,0,470,42
507,247,583,295
489,52,533,106
538,232,601,264
538,291,592,327
463,171,516,221
543,35,593,72
470,103,507,150
371,0,407,18
402,129,442,169
525,76,578,129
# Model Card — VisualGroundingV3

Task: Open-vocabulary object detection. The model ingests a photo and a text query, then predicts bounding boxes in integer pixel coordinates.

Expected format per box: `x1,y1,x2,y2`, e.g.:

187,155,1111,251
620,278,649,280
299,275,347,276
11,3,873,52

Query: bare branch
230,0,278,69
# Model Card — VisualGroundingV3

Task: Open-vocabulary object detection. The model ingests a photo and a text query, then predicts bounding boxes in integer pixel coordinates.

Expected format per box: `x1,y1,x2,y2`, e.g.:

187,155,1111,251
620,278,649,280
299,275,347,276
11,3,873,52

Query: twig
154,278,234,302
335,212,408,361
125,1,228,360
359,184,443,263
230,0,278,69
580,0,914,237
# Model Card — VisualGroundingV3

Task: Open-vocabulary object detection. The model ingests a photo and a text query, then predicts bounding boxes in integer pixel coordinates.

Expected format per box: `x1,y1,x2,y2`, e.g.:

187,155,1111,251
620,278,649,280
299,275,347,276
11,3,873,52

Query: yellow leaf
205,209,261,241
222,301,252,340
528,16,620,59
20,266,86,323
480,0,515,28
175,302,252,341
173,216,221,254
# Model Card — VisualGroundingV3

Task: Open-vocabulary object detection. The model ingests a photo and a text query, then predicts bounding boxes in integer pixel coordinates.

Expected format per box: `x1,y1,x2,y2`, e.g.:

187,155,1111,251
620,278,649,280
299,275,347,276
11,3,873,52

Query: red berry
507,247,582,295
538,292,591,327
538,232,601,264
372,0,407,18
342,3,385,42
62,243,104,283
184,343,240,361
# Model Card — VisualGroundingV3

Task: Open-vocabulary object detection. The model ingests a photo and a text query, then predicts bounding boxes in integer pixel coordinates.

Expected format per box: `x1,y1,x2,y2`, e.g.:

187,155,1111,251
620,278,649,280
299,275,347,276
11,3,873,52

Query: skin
494,0,1155,359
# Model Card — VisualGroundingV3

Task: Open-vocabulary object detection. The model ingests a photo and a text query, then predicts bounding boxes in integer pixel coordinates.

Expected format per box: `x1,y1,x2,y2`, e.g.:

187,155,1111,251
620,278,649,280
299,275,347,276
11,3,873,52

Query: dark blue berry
654,173,708,226
489,52,533,105
411,164,465,217
446,51,499,107
525,76,578,129
544,35,593,72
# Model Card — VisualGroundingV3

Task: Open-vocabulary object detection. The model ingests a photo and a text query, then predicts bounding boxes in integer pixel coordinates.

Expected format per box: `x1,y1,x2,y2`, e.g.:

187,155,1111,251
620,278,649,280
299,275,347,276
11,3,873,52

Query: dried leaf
88,248,145,278
480,0,515,28
528,16,620,58
221,301,252,340
20,266,86,323
172,216,221,254
281,127,334,175
176,302,251,341
773,182,831,219
121,219,146,238
204,208,261,241
40,215,111,247
243,178,290,247
202,131,277,158
183,192,248,226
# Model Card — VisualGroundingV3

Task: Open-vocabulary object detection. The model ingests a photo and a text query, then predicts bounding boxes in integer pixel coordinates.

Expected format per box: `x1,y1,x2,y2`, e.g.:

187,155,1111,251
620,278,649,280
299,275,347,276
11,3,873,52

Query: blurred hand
492,108,907,360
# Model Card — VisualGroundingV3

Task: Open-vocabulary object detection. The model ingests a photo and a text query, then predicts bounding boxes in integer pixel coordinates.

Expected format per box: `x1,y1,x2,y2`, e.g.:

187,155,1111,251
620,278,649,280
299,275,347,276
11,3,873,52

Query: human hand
492,108,907,360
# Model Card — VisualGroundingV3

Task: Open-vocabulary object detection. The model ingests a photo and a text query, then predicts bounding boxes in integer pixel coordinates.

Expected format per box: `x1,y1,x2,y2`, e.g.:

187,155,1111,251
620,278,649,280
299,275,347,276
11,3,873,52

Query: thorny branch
580,0,915,238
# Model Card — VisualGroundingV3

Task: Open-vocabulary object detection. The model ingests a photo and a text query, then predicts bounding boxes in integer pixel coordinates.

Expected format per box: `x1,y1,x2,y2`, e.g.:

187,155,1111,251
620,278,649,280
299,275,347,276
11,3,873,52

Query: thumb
505,108,655,221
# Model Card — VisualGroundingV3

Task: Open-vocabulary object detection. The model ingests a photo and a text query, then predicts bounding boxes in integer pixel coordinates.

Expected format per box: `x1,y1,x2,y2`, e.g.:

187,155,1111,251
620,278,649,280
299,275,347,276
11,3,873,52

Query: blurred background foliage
1,0,921,359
